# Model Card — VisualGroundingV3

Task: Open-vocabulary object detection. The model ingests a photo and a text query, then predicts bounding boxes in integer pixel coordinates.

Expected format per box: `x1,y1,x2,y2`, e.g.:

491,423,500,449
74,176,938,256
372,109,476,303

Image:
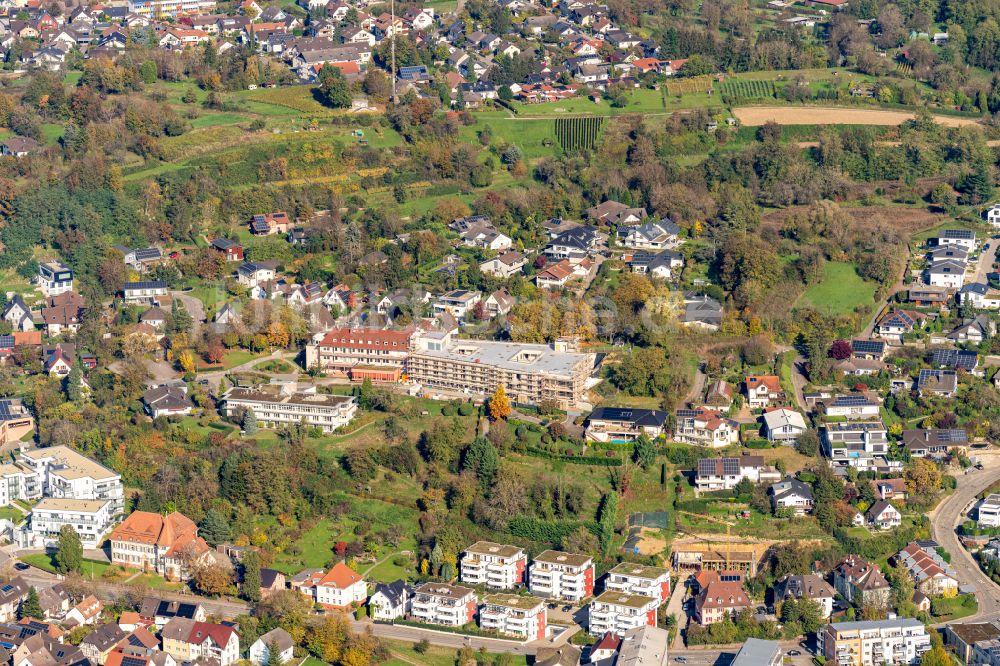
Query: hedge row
524,446,623,466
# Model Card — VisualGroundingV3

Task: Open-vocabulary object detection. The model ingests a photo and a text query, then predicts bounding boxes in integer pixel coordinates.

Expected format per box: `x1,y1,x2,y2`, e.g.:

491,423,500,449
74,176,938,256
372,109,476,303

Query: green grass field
189,113,251,129
796,261,877,315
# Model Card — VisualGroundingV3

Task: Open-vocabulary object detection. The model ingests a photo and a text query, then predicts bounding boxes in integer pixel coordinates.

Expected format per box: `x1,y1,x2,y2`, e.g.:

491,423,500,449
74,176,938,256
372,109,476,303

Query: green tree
632,435,656,469
462,437,500,489
54,525,83,574
920,647,951,666
171,299,193,332
242,409,258,435
266,641,286,666
139,60,157,84
597,493,619,554
199,509,232,546
316,65,353,108
20,587,43,620
65,353,83,402
242,549,262,603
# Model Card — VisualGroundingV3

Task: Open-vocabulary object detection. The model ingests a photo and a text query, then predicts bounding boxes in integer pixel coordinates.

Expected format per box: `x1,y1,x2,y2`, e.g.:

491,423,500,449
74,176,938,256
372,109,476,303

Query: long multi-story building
479,594,546,640
407,332,595,410
109,511,212,581
604,563,670,604
410,583,477,627
304,327,417,382
819,618,931,666
18,445,124,517
221,383,358,433
588,591,658,636
127,0,216,18
460,542,527,589
529,550,595,601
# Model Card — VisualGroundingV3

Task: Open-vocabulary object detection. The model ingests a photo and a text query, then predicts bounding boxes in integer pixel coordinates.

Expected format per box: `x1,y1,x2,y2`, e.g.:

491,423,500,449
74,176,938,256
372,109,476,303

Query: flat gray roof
415,340,591,377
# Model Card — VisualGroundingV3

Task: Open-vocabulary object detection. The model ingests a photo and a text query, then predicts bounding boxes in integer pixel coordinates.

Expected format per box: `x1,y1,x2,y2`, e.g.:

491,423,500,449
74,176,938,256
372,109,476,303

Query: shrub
441,404,457,416
458,403,474,416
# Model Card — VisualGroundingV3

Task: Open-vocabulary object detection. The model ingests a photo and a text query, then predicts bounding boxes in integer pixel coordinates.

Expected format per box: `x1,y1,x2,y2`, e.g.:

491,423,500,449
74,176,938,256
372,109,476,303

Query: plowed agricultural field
733,105,981,127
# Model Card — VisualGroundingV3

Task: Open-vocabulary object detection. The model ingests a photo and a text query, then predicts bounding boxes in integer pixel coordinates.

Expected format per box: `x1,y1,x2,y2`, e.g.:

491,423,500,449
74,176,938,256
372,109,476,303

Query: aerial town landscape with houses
7,0,1000,662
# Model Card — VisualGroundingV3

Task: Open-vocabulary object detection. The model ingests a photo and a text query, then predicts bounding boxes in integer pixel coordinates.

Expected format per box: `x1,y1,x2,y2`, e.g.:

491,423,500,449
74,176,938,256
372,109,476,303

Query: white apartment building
410,583,477,627
479,594,547,641
37,262,74,297
122,281,168,305
18,445,124,516
819,618,931,666
605,563,670,604
980,494,1000,528
672,408,739,448
588,591,658,637
461,542,527,589
432,290,481,318
23,498,115,548
0,463,38,508
529,550,595,602
128,0,216,17
221,384,358,433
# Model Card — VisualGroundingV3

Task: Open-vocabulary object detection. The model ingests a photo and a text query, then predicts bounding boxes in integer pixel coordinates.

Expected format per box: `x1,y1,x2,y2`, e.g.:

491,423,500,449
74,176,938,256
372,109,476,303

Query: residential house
460,542,527,589
771,574,835,618
761,408,806,442
732,639,782,666
211,238,244,262
821,422,894,474
0,578,29,622
820,394,881,420
935,229,977,252
369,580,411,621
865,500,901,530
432,290,481,319
484,289,515,317
980,494,1000,528
875,310,924,342
480,595,547,640
313,563,367,609
138,598,205,629
529,550,595,601
902,428,967,459
63,596,103,627
584,407,668,443
617,220,681,250
929,348,978,372
1,137,42,157
673,407,739,448
141,386,194,419
906,285,949,307
0,398,35,449
917,369,958,398
259,569,285,599
40,292,85,336
480,251,526,278
249,629,294,666
237,262,276,288
959,282,1000,309
626,250,683,279
694,456,781,492
925,259,966,289
544,227,601,261
37,262,74,297
682,293,723,330
871,478,908,502
893,541,959,597
744,376,784,408
947,314,994,343
409,583,477,626
704,381,733,408
160,620,240,666
832,556,891,607
80,623,127,665
2,296,34,332
694,573,750,626
249,212,290,235
536,260,576,290
768,477,814,516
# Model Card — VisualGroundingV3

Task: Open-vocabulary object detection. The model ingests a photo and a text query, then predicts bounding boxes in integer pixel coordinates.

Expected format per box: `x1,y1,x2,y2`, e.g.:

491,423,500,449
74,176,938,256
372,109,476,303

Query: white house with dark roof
768,477,813,516
934,229,976,252
585,407,668,443
617,220,681,251
142,386,194,419
369,580,412,620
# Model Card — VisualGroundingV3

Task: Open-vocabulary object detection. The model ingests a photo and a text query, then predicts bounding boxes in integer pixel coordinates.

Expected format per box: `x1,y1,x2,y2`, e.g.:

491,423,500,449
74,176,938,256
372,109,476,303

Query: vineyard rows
554,116,605,151
719,79,777,104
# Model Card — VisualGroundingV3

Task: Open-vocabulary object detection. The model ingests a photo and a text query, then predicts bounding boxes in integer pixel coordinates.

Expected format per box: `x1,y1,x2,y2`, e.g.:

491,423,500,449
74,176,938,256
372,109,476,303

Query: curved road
931,459,1000,622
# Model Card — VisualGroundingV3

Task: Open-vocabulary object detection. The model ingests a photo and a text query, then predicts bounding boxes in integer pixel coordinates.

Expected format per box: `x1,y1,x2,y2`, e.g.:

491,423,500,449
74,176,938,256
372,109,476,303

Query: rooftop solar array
831,395,872,406
851,339,885,354
124,281,167,290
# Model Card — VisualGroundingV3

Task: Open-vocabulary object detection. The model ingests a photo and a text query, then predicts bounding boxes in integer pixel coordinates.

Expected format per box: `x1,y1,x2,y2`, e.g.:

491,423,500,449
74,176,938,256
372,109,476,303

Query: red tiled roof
317,327,415,349
317,562,363,590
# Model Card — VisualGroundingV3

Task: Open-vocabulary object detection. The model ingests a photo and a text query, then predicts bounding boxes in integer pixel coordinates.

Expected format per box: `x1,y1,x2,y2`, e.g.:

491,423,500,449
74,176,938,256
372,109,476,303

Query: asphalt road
930,458,1000,621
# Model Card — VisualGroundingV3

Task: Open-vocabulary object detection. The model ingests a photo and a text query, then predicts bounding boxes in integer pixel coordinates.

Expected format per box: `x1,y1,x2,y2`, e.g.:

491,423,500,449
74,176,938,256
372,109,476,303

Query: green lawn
221,350,262,369
41,124,64,146
22,554,113,577
929,593,978,623
189,113,251,129
796,261,877,315
384,640,529,666
0,507,24,523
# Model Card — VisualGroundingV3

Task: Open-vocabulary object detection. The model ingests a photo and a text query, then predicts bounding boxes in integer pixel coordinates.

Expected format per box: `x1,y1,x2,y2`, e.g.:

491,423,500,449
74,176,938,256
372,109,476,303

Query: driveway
171,291,207,332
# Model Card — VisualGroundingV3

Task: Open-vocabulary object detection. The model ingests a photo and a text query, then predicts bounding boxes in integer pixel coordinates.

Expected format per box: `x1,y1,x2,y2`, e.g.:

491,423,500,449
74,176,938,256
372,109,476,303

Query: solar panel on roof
122,655,146,666
833,395,870,406
252,220,270,232
851,339,884,353
676,409,698,417
722,458,740,475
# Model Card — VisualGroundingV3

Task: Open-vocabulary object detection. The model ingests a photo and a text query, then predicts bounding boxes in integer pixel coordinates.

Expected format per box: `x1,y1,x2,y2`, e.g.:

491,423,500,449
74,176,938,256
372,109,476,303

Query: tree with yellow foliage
488,385,512,421
178,349,196,374
267,321,290,348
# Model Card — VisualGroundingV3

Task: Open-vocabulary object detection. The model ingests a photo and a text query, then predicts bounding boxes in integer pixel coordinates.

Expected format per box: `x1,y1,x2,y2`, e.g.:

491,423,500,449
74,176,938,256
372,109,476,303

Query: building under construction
672,546,765,578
